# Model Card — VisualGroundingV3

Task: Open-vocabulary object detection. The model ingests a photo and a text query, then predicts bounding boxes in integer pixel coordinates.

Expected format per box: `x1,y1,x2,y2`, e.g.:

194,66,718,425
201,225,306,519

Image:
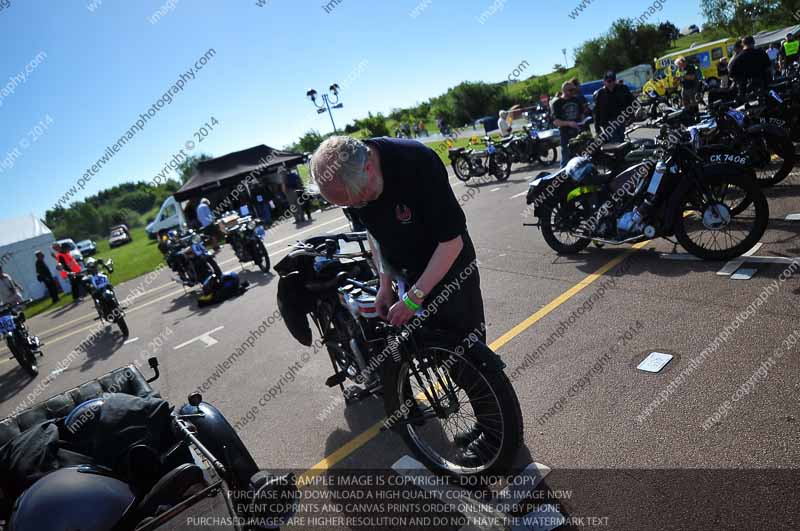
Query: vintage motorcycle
226,216,271,273
0,357,298,530
525,119,769,261
448,136,512,182
275,232,524,479
503,125,560,166
79,257,129,338
160,230,223,287
0,299,42,377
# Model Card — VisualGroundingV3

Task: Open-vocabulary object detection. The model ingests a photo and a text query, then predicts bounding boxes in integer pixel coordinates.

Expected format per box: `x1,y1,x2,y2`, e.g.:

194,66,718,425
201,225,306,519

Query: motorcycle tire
674,173,768,261
452,157,472,182
752,134,795,187
116,316,129,338
537,146,558,166
539,201,592,254
381,336,523,480
10,338,38,377
492,150,512,181
257,241,271,273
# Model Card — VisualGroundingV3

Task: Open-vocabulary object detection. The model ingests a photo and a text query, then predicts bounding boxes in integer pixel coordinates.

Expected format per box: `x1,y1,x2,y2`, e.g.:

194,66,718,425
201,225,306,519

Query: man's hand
568,121,580,129
387,299,415,326
375,283,394,319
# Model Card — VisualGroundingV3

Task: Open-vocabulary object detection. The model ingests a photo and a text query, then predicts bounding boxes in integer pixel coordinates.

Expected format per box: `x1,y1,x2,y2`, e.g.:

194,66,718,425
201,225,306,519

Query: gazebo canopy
174,145,305,201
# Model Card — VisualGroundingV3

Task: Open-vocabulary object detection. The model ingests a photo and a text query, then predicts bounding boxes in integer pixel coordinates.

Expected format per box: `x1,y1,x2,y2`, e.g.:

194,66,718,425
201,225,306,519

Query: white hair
310,136,370,202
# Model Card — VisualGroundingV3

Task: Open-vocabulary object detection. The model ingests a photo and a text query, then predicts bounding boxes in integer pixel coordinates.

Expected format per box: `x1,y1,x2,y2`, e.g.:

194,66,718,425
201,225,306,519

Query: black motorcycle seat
0,364,158,448
600,141,632,154
768,81,788,92
135,463,206,520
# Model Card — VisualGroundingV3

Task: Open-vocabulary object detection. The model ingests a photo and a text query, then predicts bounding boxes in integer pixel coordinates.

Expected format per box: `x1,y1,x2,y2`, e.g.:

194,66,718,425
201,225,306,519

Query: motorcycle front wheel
115,315,129,337
9,336,38,377
675,174,768,261
381,338,523,479
452,156,472,182
256,240,271,272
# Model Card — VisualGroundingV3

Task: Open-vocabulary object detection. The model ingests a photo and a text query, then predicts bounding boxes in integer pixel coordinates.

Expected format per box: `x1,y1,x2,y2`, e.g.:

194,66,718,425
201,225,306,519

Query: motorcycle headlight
247,220,256,231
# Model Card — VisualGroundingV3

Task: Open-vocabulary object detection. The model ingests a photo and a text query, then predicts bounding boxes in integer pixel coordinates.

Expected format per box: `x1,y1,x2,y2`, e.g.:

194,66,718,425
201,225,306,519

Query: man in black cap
592,71,634,144
729,35,771,101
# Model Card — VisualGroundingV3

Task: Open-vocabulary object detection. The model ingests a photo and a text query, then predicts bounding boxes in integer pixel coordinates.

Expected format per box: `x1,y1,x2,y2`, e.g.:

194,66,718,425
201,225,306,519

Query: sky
0,0,702,220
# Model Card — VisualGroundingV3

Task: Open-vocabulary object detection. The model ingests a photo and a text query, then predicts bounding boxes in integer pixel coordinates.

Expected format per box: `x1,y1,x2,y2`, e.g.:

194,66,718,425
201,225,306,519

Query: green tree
177,154,213,184
115,189,155,214
293,130,325,153
353,112,390,137
700,0,780,36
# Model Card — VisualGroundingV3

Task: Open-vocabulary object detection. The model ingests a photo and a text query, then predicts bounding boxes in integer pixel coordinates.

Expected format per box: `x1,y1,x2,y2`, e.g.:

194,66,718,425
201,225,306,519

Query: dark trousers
599,122,625,143
42,277,59,303
68,275,81,300
418,264,486,345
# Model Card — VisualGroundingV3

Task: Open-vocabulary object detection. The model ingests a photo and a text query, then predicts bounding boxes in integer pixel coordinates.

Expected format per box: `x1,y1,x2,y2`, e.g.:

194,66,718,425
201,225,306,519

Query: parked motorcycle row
525,71,800,261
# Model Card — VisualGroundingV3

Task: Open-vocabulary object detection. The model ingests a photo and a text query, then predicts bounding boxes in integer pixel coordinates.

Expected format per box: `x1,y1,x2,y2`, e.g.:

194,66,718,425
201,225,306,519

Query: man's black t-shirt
551,96,582,139
354,137,476,283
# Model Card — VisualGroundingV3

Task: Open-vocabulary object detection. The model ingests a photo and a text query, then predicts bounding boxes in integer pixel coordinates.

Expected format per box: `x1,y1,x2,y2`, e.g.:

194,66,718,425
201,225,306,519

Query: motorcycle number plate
487,145,496,154
191,242,206,255
0,315,16,333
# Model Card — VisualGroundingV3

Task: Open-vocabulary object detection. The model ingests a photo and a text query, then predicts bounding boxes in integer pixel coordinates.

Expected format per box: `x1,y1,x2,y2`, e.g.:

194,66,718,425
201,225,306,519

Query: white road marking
638,351,673,373
123,337,140,345
392,455,562,531
490,187,501,192
659,253,701,261
785,213,800,221
715,243,763,276
510,190,528,199
173,326,224,350
731,267,758,280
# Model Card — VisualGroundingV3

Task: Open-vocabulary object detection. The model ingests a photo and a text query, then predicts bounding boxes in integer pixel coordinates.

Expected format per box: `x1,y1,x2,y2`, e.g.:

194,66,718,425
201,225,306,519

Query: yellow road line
298,242,649,480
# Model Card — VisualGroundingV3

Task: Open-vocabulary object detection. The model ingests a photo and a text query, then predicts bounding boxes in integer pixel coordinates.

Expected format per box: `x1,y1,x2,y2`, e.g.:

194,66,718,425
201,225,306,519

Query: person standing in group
780,33,799,72
728,35,771,101
717,57,730,88
498,110,512,136
592,71,634,143
568,76,591,116
196,197,222,250
674,57,702,113
0,266,24,307
51,243,82,302
253,183,274,226
35,251,59,304
551,81,585,168
281,163,307,224
766,43,780,79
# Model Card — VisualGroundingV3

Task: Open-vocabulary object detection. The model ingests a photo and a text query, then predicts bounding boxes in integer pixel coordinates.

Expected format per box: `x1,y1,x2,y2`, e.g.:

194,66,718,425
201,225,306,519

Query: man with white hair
310,135,485,343
498,110,512,136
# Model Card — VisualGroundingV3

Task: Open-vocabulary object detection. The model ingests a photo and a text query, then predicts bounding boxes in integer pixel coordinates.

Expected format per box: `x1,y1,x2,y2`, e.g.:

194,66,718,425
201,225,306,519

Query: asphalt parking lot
2,155,800,530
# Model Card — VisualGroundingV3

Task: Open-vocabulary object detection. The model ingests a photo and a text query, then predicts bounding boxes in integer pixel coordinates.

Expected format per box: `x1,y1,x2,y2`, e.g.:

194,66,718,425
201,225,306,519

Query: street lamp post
306,83,343,133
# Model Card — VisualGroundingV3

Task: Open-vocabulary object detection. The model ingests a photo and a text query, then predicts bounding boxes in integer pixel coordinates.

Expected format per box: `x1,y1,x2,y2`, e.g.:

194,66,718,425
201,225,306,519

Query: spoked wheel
492,150,512,181
452,157,472,182
537,146,558,166
675,174,768,261
750,136,795,187
539,198,592,254
382,342,523,479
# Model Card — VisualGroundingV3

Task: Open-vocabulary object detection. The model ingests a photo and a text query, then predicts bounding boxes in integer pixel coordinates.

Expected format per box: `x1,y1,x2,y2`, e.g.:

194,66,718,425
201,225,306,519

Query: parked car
681,24,700,36
76,239,97,256
108,227,132,248
56,238,83,263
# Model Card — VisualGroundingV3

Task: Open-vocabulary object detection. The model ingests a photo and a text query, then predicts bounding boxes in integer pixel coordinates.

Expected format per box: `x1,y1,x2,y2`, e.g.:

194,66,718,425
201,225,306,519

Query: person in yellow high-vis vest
780,33,799,70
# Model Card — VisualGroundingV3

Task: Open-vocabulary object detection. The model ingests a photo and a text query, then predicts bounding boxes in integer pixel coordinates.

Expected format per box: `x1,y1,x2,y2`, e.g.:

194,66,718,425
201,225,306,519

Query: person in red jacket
51,242,82,301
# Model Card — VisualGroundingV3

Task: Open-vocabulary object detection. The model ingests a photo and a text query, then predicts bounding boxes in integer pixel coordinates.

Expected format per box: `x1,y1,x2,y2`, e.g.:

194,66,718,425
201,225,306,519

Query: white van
146,196,188,239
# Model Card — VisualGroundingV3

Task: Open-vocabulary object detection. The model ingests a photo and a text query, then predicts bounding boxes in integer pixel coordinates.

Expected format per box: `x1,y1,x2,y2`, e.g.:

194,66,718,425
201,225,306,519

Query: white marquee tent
0,214,63,302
